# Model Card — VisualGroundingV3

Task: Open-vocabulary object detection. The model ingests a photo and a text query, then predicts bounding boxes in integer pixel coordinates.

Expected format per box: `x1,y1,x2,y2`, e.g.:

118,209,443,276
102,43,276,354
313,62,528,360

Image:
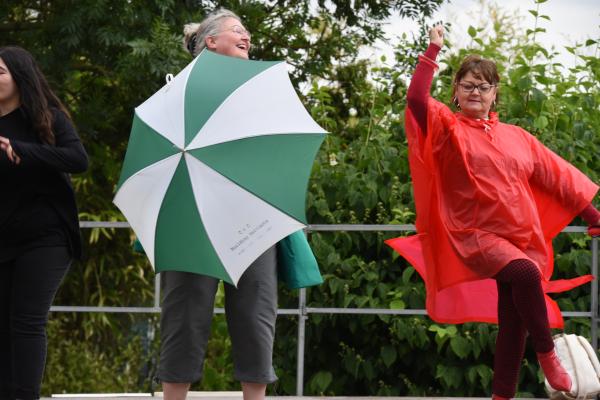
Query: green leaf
401,266,415,283
534,115,549,130
355,295,370,308
343,294,356,307
435,364,463,388
466,366,478,384
429,324,457,338
449,335,470,359
468,25,477,38
328,278,343,294
380,345,397,367
310,371,333,392
476,364,493,387
390,299,406,309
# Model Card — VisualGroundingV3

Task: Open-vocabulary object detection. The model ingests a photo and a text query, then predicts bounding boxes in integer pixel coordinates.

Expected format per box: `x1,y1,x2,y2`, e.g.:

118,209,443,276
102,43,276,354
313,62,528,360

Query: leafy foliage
1,0,598,397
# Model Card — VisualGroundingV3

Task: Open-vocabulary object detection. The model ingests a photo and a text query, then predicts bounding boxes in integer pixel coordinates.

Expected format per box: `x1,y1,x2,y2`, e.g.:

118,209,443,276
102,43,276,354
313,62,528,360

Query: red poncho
386,98,598,328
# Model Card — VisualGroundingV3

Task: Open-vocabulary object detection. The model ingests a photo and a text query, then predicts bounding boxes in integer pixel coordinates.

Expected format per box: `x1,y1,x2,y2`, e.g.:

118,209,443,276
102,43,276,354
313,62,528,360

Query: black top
0,107,88,261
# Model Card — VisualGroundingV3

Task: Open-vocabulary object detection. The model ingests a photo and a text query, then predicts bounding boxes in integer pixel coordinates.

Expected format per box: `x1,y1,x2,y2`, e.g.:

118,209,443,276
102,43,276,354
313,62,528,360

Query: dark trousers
492,259,554,398
0,246,71,400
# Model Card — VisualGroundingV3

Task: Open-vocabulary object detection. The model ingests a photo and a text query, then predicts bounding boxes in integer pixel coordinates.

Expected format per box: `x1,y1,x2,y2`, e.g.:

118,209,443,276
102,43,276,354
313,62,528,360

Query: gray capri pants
156,246,278,384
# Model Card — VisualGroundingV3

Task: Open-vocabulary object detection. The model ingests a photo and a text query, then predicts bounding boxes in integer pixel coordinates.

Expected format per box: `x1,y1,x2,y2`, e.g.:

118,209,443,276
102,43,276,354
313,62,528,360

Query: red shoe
492,395,511,400
537,349,572,392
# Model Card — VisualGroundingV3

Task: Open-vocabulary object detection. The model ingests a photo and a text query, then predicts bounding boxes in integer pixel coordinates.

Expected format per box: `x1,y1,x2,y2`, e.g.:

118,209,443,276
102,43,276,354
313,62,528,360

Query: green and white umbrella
114,50,326,286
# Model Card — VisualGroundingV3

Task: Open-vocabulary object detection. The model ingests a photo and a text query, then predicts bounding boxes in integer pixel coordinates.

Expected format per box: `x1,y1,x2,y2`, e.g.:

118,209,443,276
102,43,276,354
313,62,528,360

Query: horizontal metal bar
561,311,593,317
52,393,153,398
79,221,131,228
49,306,591,318
78,221,587,233
306,224,416,232
50,306,161,313
305,307,428,315
561,225,588,233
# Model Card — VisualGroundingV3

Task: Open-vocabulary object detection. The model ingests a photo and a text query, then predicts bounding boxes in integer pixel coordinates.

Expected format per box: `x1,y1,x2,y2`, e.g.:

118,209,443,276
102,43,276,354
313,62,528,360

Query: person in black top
0,46,88,400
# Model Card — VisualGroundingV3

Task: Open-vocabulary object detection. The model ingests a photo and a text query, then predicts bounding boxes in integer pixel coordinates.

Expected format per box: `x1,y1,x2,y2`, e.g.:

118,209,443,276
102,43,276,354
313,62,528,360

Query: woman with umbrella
393,25,600,398
0,46,88,399
155,9,278,400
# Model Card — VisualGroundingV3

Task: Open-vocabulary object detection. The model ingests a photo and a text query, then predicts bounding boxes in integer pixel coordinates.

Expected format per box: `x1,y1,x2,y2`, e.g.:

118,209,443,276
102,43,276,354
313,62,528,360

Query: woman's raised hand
429,24,444,48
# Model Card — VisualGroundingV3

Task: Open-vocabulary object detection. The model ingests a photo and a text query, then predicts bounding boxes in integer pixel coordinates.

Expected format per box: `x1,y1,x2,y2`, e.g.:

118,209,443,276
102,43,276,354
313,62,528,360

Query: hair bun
183,23,201,38
183,23,201,55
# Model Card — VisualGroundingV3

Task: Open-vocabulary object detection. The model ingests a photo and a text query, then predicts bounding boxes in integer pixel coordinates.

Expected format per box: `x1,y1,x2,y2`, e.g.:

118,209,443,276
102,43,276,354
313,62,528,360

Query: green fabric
277,230,323,289
133,238,145,254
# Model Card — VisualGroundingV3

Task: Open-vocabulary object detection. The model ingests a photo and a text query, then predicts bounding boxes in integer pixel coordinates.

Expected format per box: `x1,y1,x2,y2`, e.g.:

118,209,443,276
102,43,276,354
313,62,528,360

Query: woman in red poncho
386,25,600,398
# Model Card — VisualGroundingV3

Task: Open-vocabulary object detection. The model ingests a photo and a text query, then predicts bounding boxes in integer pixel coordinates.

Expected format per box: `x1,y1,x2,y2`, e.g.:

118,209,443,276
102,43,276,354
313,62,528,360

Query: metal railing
51,222,599,396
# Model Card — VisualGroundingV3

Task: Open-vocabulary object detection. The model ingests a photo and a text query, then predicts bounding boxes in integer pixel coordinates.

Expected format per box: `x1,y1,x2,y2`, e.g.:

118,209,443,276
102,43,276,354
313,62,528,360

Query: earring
453,96,460,110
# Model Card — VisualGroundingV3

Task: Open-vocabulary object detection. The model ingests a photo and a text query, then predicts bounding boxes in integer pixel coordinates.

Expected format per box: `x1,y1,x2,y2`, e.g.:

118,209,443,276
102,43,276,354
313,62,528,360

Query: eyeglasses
219,25,251,39
457,82,496,94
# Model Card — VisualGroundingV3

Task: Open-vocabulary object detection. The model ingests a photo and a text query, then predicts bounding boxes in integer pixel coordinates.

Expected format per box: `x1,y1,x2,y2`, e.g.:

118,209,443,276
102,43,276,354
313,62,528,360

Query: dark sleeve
10,109,89,173
0,151,11,168
406,43,441,134
580,203,600,226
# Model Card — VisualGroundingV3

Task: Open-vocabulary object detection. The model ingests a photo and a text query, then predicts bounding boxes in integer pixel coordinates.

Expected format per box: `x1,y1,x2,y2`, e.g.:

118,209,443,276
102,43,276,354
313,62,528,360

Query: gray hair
183,8,241,57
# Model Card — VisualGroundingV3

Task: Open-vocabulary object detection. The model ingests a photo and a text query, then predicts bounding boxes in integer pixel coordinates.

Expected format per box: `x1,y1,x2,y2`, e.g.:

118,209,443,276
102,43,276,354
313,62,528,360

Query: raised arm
9,109,88,173
407,25,443,134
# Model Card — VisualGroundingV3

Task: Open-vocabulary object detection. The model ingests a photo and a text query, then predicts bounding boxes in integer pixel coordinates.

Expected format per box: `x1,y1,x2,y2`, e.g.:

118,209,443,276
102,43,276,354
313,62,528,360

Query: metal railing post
592,236,598,350
154,273,161,309
296,287,307,396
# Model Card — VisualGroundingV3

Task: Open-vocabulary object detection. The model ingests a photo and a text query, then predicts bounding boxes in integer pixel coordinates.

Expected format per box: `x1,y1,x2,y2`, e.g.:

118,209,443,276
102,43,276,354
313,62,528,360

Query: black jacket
0,107,88,258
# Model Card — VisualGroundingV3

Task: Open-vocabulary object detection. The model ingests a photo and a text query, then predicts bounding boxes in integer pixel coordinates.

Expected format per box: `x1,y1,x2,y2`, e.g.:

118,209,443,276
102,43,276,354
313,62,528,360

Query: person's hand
587,215,600,236
0,136,21,165
429,24,444,48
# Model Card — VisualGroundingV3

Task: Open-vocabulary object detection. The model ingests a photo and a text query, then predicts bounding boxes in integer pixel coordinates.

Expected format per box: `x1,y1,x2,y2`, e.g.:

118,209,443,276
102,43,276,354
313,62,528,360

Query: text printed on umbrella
230,219,271,254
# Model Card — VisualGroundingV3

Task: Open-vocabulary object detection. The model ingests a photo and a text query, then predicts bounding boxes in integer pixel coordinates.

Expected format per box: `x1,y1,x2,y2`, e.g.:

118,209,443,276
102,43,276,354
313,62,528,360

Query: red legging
492,259,554,398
